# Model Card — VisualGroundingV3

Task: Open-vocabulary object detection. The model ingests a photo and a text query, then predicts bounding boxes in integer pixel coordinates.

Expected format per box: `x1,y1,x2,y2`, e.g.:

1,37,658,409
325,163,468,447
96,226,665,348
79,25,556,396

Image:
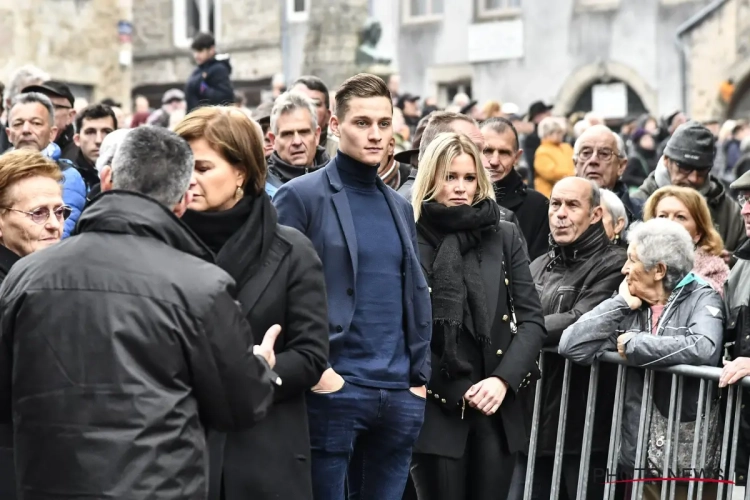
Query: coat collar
0,243,19,278
76,190,214,263
548,221,610,265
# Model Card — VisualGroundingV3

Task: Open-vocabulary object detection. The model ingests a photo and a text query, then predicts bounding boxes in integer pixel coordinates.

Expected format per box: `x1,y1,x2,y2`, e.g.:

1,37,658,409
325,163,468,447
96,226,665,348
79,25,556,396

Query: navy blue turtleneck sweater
335,152,410,389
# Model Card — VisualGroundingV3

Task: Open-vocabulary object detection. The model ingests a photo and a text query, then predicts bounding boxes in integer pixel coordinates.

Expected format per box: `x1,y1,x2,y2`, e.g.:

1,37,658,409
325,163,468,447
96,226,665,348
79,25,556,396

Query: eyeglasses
674,162,710,176
578,148,616,162
2,206,72,225
739,194,750,206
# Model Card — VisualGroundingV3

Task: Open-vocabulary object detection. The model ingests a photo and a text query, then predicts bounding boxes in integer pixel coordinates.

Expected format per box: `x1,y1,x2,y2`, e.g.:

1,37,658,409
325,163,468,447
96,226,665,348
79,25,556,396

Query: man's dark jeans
307,382,425,500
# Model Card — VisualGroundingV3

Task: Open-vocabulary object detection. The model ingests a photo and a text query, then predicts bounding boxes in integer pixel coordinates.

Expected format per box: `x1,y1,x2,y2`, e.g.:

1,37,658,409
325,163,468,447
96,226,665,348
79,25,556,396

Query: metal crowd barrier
522,347,750,500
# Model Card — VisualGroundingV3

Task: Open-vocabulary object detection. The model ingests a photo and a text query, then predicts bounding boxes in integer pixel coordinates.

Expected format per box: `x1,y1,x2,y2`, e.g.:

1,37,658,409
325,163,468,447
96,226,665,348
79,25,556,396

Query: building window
477,0,522,19
173,0,219,48
576,0,621,10
287,0,309,23
403,0,444,24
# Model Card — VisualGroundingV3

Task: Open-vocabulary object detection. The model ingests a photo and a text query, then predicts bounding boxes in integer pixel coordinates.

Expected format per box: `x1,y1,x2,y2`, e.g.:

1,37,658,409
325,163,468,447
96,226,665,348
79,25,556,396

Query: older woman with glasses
560,218,724,500
0,148,67,500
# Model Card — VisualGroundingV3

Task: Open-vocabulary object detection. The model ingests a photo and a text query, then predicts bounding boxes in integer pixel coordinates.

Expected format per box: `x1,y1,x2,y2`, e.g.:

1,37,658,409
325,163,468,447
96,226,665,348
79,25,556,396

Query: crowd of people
2,30,750,500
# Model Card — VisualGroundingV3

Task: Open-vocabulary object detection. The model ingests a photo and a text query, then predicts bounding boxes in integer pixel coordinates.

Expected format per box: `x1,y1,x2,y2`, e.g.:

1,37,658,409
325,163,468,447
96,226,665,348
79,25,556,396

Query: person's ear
618,157,628,177
330,115,341,138
591,205,604,224
99,166,113,192
515,149,524,165
654,262,668,282
73,133,81,147
314,125,321,144
50,125,59,140
267,131,276,147
614,217,627,236
172,195,189,218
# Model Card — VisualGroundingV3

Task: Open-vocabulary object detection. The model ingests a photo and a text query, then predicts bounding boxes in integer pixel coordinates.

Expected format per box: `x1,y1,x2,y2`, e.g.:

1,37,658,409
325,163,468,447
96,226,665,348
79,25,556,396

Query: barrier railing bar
550,358,572,500
669,378,684,500
576,360,600,500
523,353,545,500
727,388,743,499
716,384,735,500
661,373,679,500
604,364,627,500
696,381,713,499
633,369,655,500
686,378,706,500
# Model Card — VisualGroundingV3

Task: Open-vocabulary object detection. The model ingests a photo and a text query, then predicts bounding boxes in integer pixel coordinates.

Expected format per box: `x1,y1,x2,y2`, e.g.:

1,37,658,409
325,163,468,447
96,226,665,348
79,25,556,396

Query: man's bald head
554,176,601,213
549,176,603,246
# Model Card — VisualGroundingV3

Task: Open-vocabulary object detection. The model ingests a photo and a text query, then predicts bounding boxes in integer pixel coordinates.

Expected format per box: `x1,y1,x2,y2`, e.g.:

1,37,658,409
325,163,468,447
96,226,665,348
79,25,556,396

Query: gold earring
235,186,244,199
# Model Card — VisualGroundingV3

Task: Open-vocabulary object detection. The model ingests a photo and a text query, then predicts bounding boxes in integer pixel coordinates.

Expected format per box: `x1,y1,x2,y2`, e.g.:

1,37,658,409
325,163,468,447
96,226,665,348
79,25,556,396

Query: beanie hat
663,120,715,169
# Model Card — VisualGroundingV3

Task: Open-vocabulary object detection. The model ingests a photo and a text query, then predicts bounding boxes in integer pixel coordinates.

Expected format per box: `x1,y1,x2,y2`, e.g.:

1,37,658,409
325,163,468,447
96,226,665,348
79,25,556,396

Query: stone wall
0,0,130,107
302,0,369,89
132,0,283,89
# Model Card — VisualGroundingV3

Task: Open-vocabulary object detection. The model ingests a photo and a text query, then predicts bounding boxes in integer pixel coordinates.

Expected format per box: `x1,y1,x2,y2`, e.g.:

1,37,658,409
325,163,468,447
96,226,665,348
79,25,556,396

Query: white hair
270,91,318,135
7,65,50,102
627,218,695,292
573,119,591,139
573,124,626,159
538,116,565,139
96,129,131,172
600,189,629,230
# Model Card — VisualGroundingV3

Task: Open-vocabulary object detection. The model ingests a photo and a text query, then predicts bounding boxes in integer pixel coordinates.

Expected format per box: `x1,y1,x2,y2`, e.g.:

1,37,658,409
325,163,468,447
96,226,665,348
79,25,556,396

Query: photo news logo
593,468,735,485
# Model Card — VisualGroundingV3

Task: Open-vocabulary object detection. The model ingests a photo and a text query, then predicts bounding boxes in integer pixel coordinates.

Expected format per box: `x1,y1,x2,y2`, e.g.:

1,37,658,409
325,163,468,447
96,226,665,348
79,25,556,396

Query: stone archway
726,59,750,118
554,61,658,117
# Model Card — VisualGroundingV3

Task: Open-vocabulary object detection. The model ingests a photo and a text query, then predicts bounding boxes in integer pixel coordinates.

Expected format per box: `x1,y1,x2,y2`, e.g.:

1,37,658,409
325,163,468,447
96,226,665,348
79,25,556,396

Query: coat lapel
236,237,288,316
326,161,359,281
480,230,503,325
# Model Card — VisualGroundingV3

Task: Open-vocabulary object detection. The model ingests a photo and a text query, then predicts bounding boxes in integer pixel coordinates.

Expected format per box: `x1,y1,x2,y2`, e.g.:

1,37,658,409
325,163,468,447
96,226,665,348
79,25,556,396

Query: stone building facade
132,0,283,107
0,0,131,107
681,0,750,120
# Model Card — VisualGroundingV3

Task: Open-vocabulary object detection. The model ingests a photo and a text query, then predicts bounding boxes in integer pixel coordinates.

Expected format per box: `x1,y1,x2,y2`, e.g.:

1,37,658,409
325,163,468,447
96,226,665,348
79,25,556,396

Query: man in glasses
574,124,644,222
632,120,747,257
21,81,78,161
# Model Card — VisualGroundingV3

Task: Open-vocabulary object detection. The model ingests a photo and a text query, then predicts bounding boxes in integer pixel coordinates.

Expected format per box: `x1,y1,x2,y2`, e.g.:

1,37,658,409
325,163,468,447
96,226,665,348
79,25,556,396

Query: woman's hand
619,278,642,310
464,377,508,416
617,332,636,359
720,357,750,387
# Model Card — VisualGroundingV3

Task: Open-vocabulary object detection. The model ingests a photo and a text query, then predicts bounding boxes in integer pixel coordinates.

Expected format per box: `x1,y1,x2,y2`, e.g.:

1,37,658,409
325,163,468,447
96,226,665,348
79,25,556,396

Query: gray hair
599,188,629,230
573,124,626,159
6,65,49,102
538,116,565,139
96,129,131,172
627,218,695,292
111,127,194,207
270,91,318,135
9,92,55,125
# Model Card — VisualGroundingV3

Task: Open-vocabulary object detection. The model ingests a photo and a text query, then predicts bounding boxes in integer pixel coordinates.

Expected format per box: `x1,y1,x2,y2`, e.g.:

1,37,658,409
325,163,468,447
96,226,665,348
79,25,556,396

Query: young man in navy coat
274,73,431,499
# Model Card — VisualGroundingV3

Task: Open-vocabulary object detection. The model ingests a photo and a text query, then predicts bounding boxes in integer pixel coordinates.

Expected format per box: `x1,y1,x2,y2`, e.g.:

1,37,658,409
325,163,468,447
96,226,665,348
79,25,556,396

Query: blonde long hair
643,186,724,256
411,132,495,221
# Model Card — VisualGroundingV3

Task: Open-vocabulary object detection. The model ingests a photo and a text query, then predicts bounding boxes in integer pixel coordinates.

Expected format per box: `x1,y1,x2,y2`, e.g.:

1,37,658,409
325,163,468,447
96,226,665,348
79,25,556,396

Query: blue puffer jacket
43,143,87,238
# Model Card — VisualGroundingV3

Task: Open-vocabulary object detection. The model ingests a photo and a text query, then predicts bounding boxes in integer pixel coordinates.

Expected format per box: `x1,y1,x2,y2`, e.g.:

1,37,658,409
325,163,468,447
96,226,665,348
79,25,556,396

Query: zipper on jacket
461,398,466,420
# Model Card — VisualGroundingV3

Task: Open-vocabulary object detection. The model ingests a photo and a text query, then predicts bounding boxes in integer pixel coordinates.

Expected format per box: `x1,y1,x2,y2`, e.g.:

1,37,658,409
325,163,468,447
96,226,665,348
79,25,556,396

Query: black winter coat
0,191,277,500
528,222,626,456
0,245,18,500
413,221,546,457
185,55,235,112
494,169,550,261
184,199,329,500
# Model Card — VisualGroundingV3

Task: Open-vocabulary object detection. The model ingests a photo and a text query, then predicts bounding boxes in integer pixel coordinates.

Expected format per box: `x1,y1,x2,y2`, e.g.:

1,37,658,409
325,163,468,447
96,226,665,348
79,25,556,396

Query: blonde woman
408,132,546,500
643,185,729,297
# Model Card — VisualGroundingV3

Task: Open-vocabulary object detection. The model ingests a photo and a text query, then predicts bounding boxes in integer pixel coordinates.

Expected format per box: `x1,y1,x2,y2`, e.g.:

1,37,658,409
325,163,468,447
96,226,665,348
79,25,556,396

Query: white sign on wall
592,82,628,118
468,19,524,63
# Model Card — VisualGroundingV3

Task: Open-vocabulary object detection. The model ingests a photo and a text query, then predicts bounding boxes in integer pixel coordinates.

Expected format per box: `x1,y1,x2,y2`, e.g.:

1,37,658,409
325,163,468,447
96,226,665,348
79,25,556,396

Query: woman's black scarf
418,199,501,379
182,192,278,288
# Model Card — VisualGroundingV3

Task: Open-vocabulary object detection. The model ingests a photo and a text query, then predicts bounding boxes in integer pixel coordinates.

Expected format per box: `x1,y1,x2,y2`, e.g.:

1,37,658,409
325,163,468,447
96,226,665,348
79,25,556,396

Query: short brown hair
643,186,724,256
419,111,476,161
174,106,266,196
0,149,62,207
335,73,391,119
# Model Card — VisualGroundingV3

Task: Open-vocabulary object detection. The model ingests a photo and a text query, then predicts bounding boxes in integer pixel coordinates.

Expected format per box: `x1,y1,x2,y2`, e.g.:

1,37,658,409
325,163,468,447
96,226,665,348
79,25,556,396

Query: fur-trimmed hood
693,247,730,298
